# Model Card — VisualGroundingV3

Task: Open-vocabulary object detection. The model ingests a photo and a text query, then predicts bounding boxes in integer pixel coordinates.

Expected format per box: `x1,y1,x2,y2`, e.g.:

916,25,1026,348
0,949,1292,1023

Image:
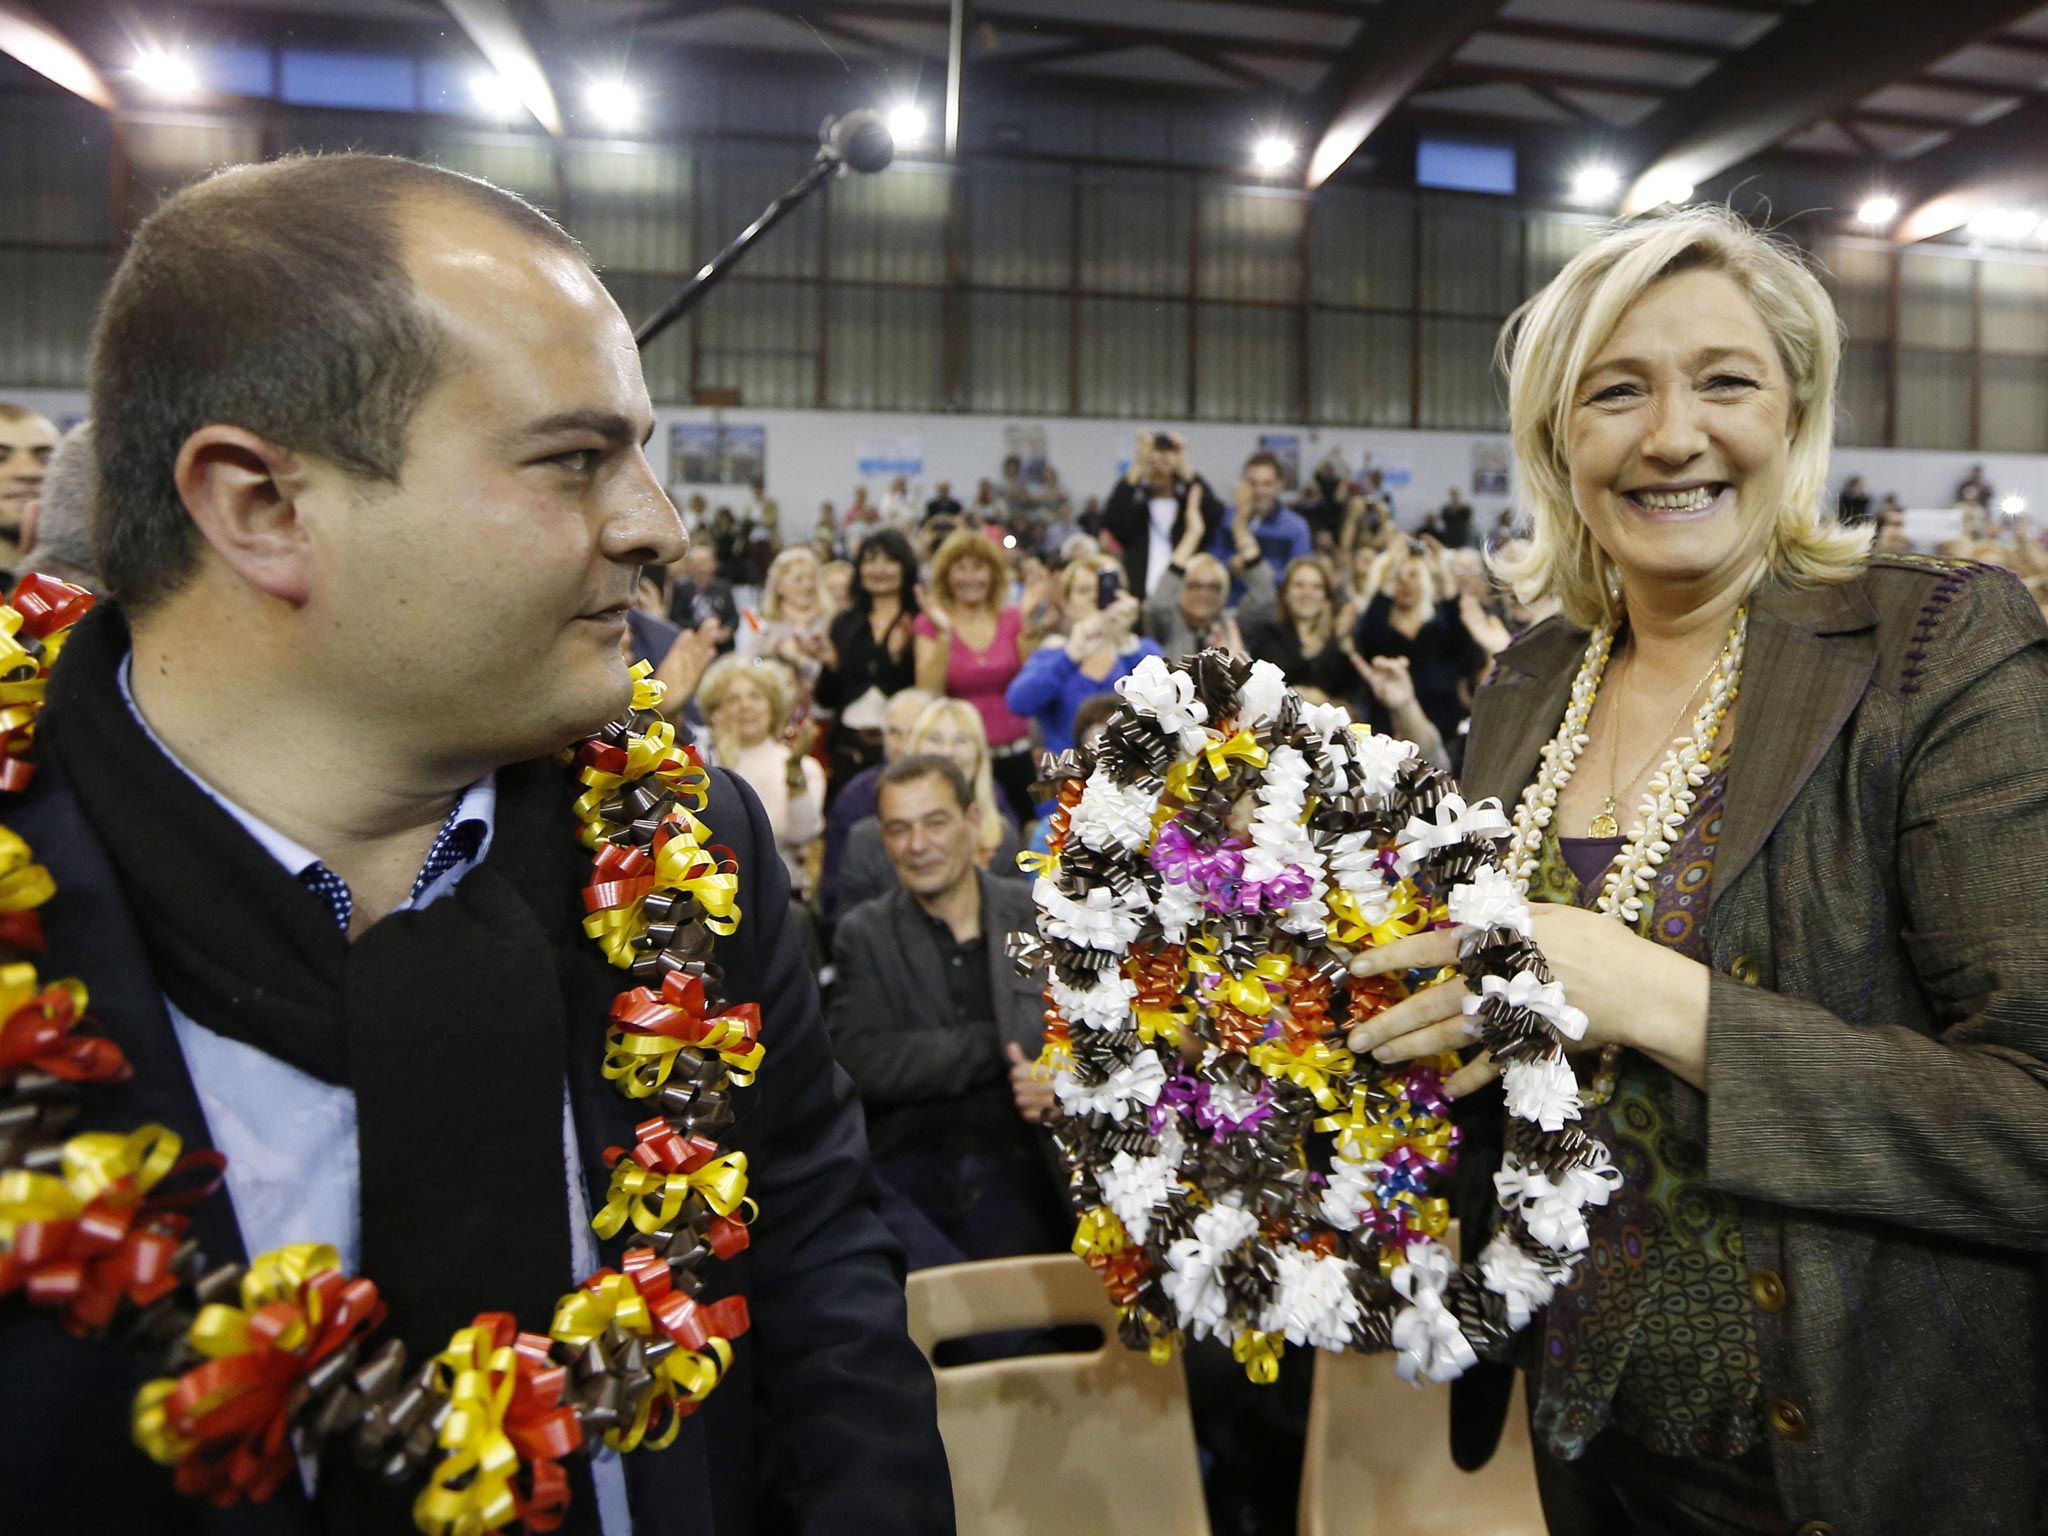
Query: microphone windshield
823,109,895,174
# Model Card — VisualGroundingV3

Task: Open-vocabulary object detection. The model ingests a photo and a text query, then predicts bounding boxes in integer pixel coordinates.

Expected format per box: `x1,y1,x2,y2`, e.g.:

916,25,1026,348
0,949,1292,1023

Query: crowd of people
18,378,2046,1311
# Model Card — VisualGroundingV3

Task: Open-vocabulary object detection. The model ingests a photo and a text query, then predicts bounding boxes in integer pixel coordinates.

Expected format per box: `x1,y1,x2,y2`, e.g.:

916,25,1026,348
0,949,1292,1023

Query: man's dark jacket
1101,474,1217,600
0,743,954,1533
826,875,1045,1116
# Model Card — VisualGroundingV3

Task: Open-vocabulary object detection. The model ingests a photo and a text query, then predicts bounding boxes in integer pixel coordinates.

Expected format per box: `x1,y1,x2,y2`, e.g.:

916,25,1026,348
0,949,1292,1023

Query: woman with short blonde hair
1494,206,1868,630
831,694,1027,915
1354,205,2048,1532
744,545,832,688
698,654,824,896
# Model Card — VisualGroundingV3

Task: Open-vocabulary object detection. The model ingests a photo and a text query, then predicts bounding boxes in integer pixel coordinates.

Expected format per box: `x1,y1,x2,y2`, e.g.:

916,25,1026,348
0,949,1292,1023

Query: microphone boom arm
635,146,843,351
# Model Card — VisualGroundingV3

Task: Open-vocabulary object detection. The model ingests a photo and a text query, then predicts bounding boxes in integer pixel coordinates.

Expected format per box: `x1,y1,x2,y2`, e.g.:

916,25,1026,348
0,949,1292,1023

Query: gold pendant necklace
1588,644,1724,838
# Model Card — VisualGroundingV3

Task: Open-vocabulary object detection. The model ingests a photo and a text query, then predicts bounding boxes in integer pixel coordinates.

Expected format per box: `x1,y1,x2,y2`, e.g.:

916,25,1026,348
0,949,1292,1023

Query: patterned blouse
1528,757,1767,1465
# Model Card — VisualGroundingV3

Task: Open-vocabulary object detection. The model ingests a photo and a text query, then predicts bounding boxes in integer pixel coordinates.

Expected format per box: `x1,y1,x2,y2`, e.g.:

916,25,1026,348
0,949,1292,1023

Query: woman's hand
1458,590,1511,656
1357,654,1414,711
885,610,915,661
915,584,953,640
1345,906,1711,1097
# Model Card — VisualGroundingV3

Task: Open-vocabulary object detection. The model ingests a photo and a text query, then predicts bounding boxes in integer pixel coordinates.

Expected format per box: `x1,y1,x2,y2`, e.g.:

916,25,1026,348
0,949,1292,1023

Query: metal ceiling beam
1894,94,2048,240
0,0,115,110
439,0,563,135
1434,62,1664,101
1480,18,1732,60
1303,0,1511,189
1617,0,2044,215
617,1,1343,62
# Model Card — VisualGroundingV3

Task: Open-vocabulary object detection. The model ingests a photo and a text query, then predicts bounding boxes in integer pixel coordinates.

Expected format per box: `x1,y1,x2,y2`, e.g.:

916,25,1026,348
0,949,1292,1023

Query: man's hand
1174,481,1209,563
1007,1042,1058,1124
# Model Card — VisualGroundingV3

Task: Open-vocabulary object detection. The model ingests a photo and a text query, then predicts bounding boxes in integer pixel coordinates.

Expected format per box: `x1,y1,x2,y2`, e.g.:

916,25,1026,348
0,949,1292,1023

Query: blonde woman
743,545,832,686
913,530,1036,822
833,697,1024,917
1352,205,2048,1532
698,654,826,897
1349,540,1487,747
1004,555,1163,757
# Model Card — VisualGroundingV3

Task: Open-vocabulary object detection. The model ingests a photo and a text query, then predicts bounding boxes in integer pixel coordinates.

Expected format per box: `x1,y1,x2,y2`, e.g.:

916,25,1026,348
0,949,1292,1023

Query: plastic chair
905,1253,1211,1535
1296,1347,1544,1536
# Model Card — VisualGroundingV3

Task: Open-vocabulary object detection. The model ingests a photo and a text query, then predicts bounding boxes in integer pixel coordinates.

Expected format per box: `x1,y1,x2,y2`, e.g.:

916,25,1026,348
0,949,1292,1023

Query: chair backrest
1297,1345,1545,1536
905,1253,1211,1536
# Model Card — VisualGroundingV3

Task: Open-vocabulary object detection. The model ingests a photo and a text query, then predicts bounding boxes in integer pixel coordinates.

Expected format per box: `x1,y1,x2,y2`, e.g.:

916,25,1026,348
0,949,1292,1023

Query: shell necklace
1504,605,1747,1104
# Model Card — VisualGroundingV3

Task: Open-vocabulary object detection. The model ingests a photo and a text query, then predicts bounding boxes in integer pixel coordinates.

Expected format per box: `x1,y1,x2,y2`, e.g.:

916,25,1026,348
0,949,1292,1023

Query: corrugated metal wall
6,95,2048,447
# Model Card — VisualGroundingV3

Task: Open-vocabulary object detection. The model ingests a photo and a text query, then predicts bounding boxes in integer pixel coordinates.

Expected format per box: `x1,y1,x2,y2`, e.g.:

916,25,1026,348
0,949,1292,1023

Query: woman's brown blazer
1455,554,2048,1534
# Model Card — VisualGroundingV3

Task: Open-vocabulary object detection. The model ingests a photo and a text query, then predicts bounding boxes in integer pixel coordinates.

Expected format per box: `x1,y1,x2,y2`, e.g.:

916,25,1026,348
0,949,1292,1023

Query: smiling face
1565,267,1793,601
859,541,903,598
1283,562,1329,623
711,672,774,748
878,770,980,900
775,556,818,611
944,552,994,608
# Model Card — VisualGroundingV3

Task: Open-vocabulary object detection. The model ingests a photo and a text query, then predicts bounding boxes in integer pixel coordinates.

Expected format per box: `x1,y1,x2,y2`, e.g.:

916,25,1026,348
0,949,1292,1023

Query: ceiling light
1638,170,1694,208
1856,195,1899,228
1571,163,1621,203
132,47,198,97
584,77,640,132
470,71,522,119
1253,135,1296,171
1968,207,2038,242
886,102,927,147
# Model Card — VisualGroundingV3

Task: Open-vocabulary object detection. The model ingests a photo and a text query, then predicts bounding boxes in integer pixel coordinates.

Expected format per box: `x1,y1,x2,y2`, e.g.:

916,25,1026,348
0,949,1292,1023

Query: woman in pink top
914,529,1036,823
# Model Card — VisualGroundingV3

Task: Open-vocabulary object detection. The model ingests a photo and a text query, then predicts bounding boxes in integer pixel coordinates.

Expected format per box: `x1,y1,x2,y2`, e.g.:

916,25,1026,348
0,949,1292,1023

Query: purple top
1558,835,1625,894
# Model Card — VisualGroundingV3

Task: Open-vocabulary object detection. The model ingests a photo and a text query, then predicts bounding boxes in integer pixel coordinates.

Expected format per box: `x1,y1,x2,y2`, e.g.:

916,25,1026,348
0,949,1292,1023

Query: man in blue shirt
1210,449,1312,591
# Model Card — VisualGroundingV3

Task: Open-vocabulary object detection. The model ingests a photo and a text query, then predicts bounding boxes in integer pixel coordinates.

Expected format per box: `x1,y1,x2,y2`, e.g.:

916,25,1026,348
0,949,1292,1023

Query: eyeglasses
1184,579,1228,592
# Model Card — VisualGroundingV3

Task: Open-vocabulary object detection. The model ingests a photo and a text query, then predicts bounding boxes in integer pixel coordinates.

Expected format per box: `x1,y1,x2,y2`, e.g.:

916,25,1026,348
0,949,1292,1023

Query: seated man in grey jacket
827,753,1069,1262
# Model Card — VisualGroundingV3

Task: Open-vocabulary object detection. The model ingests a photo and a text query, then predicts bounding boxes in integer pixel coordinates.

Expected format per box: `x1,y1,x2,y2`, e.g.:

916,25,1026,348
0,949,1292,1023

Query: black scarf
44,605,589,1371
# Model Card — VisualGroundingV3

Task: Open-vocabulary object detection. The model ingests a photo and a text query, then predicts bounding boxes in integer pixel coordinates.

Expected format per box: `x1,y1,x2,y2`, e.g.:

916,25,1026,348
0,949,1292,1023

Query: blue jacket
1211,503,1314,594
1004,639,1165,758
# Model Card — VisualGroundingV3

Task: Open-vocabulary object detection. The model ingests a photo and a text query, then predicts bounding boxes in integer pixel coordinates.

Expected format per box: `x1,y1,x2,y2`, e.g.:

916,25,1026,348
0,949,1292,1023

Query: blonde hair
1495,205,1871,629
1181,552,1230,591
1059,553,1121,615
1367,545,1439,610
909,697,1004,857
930,529,1009,616
761,546,821,622
699,654,795,738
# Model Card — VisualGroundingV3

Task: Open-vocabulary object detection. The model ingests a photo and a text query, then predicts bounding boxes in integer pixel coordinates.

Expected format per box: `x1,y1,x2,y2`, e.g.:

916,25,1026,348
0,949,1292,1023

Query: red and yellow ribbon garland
0,594,759,1534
